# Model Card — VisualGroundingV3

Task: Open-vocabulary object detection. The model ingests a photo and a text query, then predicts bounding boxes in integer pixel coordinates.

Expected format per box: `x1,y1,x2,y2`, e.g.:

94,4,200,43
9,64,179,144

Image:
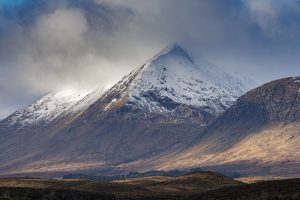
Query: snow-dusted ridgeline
4,87,108,128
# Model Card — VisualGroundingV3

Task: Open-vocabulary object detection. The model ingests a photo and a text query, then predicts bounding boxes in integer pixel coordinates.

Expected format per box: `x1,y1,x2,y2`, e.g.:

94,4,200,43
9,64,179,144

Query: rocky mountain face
233,77,300,122
150,77,300,177
0,44,250,177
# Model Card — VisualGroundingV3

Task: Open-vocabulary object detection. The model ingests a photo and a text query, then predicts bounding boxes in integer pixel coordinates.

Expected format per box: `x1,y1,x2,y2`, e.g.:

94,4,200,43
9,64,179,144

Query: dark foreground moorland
0,172,299,200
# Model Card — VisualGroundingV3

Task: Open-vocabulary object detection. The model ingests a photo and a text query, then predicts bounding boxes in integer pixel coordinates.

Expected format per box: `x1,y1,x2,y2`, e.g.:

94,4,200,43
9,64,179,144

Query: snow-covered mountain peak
107,44,250,116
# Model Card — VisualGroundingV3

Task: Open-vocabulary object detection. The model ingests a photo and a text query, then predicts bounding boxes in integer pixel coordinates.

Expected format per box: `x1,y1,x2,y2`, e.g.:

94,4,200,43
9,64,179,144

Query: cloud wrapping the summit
0,0,300,119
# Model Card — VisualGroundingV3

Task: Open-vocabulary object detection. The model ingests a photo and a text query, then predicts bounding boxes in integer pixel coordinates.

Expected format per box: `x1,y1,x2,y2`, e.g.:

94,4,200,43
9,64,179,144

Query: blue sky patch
0,0,28,6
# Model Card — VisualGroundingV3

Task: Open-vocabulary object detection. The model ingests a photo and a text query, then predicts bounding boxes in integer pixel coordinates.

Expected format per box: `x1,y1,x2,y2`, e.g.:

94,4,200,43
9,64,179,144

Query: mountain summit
0,44,250,177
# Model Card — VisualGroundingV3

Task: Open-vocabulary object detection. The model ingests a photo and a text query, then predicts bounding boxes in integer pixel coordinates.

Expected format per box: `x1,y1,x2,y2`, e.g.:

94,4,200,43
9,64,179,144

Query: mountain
0,44,250,177
150,77,300,177
96,44,248,125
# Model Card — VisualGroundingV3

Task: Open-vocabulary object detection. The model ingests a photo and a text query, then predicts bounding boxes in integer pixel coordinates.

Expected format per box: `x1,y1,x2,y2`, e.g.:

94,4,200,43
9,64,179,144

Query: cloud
0,1,138,93
26,7,89,91
243,0,300,38
34,8,87,47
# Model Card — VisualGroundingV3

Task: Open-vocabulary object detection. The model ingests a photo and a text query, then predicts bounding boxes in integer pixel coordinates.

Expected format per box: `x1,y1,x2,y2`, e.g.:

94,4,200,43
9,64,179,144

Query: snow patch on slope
67,86,109,114
7,91,86,127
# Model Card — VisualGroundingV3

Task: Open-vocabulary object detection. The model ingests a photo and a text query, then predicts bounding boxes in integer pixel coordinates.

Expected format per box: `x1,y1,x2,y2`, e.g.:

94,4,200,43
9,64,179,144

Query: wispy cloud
243,0,300,38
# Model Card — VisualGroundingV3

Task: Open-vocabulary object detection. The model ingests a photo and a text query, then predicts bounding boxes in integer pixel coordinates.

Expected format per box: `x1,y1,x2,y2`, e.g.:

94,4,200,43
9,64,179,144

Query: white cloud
243,0,300,38
34,8,88,51
244,0,280,35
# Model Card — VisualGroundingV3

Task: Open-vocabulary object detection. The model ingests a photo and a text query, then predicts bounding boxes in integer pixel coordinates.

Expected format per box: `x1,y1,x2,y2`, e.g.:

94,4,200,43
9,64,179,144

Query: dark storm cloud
1,0,300,118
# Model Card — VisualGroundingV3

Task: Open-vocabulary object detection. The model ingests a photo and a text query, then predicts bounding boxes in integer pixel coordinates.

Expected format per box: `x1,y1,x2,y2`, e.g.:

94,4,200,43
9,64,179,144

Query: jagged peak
115,43,195,85
107,43,196,96
149,43,194,64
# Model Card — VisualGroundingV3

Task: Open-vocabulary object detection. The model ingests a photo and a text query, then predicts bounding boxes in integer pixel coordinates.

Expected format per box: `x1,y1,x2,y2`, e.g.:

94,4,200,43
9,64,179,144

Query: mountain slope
0,44,250,177
150,77,300,177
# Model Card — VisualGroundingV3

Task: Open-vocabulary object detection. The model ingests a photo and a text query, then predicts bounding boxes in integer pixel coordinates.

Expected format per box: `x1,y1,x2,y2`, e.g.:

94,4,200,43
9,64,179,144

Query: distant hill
154,77,300,177
0,171,242,198
0,173,299,200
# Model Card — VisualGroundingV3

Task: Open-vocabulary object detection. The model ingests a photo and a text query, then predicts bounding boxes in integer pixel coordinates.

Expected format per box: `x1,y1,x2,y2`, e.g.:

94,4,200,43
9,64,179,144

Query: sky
0,0,300,119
